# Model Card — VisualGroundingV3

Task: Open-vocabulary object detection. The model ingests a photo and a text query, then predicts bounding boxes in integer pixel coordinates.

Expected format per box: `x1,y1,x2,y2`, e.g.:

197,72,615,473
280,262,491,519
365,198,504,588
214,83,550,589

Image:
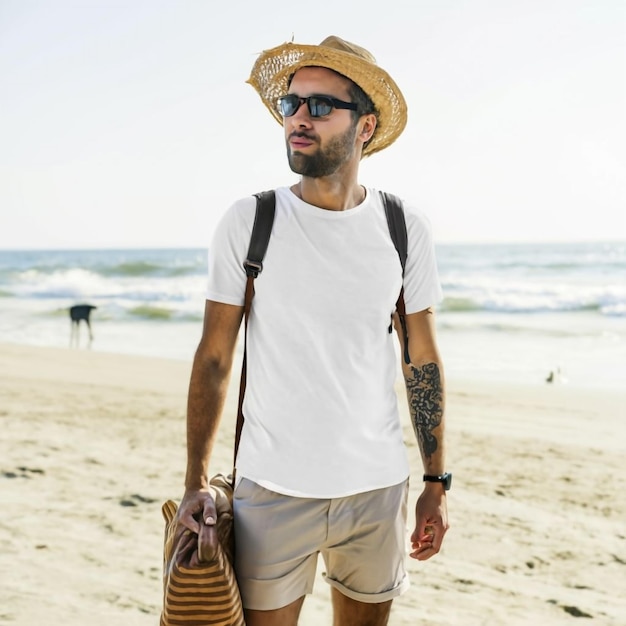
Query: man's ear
359,113,377,144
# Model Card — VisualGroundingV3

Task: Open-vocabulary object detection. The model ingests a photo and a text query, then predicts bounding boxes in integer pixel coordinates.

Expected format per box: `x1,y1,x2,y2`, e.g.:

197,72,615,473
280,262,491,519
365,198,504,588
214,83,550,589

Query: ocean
0,241,624,390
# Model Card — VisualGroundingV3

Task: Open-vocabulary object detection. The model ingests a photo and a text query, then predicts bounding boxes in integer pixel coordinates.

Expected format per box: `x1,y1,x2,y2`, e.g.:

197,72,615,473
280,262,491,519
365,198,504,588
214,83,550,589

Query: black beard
287,123,358,178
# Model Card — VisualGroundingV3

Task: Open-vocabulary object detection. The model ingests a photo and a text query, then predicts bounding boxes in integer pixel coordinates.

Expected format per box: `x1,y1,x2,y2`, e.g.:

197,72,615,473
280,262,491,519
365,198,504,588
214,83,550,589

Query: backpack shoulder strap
380,191,411,364
380,191,407,274
234,190,276,477
244,190,276,278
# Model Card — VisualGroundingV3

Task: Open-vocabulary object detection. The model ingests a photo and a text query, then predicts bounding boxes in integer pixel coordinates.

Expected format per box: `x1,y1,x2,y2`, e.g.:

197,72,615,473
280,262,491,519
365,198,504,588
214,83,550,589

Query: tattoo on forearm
405,362,443,459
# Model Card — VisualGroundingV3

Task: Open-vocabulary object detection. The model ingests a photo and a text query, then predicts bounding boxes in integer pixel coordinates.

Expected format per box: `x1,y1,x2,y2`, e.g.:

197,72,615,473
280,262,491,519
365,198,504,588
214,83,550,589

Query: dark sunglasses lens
308,96,333,117
279,95,299,117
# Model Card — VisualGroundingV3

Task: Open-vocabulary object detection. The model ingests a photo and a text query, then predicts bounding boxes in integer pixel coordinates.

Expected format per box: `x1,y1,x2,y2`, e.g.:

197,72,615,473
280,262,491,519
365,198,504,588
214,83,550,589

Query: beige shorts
233,477,410,611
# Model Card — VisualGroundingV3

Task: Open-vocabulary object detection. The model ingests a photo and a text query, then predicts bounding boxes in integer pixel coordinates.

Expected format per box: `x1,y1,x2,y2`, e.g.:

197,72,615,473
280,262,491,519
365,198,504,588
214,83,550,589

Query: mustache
289,131,317,142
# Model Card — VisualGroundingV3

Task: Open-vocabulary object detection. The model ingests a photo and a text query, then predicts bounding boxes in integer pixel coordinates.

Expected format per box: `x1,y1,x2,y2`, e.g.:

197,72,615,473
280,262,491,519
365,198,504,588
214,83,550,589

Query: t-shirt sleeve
401,203,443,314
205,196,257,306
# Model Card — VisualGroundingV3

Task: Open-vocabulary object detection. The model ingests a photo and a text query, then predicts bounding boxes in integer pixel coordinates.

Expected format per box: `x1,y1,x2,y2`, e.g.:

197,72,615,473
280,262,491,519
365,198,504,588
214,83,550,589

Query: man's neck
292,177,365,212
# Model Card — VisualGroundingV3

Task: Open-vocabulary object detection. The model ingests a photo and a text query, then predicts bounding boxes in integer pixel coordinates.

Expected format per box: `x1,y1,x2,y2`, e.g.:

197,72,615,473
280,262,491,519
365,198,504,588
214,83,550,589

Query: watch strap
423,472,452,490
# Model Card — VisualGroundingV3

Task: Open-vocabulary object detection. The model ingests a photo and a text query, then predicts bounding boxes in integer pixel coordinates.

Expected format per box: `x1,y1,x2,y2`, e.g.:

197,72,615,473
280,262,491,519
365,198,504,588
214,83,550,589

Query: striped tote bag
160,474,244,626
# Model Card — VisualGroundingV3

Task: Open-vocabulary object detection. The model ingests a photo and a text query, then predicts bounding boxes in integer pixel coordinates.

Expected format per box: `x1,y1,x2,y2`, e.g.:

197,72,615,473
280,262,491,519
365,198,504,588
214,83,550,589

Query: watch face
443,473,452,490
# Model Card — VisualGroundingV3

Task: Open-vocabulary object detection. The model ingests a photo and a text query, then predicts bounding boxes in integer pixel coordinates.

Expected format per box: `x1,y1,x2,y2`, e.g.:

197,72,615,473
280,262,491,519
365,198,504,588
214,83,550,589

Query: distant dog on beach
69,304,97,347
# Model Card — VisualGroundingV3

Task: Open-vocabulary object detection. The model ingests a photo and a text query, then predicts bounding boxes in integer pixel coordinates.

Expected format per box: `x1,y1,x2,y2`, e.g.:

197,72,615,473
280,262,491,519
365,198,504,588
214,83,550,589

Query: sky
0,0,624,249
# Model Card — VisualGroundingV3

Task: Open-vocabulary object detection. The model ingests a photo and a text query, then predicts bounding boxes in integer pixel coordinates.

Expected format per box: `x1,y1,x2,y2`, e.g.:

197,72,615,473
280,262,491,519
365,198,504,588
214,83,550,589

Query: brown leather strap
232,274,255,480
231,191,275,485
395,287,411,364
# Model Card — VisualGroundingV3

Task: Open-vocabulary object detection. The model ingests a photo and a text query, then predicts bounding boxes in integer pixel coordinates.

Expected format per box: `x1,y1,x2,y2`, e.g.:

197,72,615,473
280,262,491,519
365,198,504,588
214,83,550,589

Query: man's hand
409,484,449,560
176,488,217,535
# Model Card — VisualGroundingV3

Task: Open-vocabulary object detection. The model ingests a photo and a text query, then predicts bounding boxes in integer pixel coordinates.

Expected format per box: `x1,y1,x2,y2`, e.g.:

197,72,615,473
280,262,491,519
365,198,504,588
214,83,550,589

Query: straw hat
247,35,408,157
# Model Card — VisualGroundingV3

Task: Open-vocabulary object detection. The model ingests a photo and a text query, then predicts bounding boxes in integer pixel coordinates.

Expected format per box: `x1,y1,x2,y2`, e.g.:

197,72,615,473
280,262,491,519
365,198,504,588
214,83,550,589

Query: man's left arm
395,307,449,561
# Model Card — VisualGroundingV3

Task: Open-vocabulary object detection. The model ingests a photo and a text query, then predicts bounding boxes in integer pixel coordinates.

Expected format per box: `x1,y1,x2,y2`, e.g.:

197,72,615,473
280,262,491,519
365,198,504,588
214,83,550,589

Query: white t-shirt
206,186,442,498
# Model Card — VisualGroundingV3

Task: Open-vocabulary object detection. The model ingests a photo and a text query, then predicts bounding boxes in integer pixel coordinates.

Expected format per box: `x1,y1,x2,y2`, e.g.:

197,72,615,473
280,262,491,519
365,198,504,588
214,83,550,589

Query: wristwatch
423,472,452,491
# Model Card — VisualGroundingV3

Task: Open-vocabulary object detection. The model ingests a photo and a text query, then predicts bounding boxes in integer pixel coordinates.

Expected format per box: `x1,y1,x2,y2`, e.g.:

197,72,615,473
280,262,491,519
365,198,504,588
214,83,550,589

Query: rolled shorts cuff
322,572,410,604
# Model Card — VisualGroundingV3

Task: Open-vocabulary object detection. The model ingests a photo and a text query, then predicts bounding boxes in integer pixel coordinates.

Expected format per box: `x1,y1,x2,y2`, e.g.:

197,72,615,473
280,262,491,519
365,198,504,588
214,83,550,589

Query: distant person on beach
178,36,450,625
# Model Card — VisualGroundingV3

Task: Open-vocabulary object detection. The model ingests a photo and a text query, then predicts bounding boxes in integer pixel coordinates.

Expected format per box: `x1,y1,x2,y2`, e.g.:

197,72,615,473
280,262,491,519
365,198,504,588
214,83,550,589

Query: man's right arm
177,299,244,534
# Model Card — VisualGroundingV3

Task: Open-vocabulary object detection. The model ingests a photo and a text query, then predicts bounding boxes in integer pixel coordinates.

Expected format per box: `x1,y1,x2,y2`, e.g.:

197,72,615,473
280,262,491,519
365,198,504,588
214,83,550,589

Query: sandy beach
1,341,625,625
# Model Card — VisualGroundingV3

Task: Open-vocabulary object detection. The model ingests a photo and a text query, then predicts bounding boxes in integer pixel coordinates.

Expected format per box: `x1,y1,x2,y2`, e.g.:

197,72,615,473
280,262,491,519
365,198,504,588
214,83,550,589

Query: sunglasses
277,94,358,118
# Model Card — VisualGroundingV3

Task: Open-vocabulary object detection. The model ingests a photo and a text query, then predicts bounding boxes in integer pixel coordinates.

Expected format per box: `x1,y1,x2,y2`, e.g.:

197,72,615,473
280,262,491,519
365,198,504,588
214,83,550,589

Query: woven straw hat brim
247,42,407,157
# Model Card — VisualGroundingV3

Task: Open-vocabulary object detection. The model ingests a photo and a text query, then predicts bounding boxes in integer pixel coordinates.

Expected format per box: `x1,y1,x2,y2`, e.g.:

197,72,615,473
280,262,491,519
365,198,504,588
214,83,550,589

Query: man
178,36,450,626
